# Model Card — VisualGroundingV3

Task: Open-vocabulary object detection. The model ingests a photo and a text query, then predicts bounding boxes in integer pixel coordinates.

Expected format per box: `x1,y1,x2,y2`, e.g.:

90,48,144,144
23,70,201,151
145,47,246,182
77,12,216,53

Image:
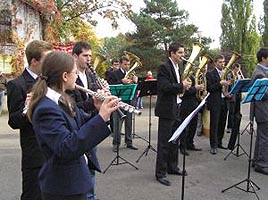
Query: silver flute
75,84,142,115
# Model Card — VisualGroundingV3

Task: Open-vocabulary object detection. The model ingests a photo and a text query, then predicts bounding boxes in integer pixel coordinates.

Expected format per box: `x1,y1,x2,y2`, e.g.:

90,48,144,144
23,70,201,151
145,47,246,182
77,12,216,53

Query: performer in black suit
7,40,53,200
206,55,231,155
105,58,120,83
109,56,138,152
154,42,191,186
180,71,204,156
227,63,243,150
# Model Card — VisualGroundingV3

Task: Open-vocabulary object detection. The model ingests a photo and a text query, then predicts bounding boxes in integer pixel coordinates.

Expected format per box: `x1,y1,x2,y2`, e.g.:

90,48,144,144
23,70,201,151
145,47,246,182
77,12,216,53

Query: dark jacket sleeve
206,70,222,93
157,63,183,95
7,80,29,129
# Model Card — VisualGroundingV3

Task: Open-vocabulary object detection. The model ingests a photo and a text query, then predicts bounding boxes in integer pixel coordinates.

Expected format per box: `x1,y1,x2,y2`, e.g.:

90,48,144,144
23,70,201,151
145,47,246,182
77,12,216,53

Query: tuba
221,51,241,94
181,42,205,80
93,53,106,70
195,54,213,100
180,42,204,96
124,51,142,80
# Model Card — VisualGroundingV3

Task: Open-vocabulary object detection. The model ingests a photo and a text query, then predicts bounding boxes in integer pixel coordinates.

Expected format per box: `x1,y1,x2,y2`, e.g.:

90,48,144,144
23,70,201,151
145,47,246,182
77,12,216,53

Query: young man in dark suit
251,47,268,175
67,41,103,200
109,56,138,152
206,55,231,155
154,42,191,186
7,40,53,200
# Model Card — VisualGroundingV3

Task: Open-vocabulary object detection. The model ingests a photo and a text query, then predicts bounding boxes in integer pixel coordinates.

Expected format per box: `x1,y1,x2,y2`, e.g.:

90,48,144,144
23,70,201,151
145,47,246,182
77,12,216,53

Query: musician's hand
223,92,232,98
24,92,32,107
195,84,204,91
99,96,120,122
132,75,138,83
220,80,231,86
182,79,192,90
122,78,131,84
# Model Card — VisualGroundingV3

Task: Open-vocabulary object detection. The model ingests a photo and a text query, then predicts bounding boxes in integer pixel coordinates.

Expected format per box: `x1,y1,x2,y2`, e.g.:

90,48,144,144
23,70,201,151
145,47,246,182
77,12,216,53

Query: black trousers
42,193,86,200
21,167,42,200
155,105,181,178
209,98,227,148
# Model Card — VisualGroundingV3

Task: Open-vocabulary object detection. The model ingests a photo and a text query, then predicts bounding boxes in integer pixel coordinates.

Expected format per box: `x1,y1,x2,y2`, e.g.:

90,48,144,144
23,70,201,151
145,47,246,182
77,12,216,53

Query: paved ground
0,97,267,200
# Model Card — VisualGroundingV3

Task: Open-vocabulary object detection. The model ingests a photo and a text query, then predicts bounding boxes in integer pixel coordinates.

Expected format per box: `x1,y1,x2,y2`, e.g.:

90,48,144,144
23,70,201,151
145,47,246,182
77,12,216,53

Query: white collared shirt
169,57,182,104
45,87,61,104
78,71,88,89
26,67,38,80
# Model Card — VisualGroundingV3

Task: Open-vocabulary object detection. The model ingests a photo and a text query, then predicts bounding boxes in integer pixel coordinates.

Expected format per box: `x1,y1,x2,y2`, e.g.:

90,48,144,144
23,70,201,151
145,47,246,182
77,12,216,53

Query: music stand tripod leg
136,95,157,163
222,121,260,199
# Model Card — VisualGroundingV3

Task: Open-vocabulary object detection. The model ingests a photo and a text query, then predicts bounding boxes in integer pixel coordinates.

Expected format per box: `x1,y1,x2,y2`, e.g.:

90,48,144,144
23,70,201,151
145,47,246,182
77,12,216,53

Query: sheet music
169,93,210,142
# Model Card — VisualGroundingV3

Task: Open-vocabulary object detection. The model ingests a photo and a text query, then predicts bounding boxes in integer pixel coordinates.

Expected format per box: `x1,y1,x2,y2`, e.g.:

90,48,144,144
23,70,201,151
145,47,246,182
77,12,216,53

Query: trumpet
75,84,142,116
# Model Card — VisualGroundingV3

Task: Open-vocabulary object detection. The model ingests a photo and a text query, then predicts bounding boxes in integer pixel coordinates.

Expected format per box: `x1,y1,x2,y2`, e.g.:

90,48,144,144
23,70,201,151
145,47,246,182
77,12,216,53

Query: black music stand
224,78,251,160
221,78,267,200
103,84,138,173
136,80,157,163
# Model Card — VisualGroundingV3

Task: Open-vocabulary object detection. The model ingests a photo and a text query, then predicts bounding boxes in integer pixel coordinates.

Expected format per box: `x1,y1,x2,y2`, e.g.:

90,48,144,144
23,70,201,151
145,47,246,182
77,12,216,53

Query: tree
54,0,132,41
259,0,268,46
124,0,212,73
220,0,261,75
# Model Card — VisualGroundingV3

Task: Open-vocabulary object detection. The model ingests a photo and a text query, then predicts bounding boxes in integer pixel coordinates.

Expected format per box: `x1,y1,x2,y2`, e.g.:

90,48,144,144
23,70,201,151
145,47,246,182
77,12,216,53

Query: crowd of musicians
5,39,268,199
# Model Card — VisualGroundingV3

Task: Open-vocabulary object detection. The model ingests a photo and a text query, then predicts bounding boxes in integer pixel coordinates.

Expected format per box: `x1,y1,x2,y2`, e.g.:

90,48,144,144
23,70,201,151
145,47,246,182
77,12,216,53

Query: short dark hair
25,40,53,65
256,47,268,63
214,54,225,63
120,56,129,63
111,58,119,64
72,41,91,55
168,42,184,57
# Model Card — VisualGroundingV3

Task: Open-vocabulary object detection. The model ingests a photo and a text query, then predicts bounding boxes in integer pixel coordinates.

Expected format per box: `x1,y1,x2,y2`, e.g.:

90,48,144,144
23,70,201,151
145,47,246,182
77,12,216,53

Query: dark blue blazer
32,97,110,195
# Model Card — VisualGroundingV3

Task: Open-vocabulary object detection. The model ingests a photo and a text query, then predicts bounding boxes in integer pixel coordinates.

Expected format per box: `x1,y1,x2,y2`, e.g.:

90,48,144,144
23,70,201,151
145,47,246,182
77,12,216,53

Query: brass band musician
206,55,231,155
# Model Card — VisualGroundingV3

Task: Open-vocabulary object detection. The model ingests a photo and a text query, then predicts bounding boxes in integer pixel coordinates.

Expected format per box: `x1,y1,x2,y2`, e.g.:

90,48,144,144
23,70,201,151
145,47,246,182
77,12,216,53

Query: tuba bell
180,42,204,96
221,51,241,94
123,51,142,80
181,42,205,81
93,53,106,70
195,54,213,100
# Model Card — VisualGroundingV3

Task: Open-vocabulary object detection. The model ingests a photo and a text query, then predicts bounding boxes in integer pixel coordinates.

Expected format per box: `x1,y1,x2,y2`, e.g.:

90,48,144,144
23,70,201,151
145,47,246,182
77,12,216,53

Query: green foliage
122,0,212,73
262,0,268,46
55,0,132,41
220,0,261,76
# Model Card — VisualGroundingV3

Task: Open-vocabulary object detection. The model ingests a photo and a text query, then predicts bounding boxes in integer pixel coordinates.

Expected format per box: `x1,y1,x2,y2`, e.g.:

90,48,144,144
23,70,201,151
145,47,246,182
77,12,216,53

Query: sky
93,0,264,48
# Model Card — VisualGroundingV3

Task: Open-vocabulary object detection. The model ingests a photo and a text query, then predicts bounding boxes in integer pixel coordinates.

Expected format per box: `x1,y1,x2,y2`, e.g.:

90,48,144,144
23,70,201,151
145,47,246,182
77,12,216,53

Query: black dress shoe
167,168,187,176
126,145,138,150
180,148,189,156
156,177,171,186
210,148,217,155
187,145,202,151
255,166,268,175
218,145,228,150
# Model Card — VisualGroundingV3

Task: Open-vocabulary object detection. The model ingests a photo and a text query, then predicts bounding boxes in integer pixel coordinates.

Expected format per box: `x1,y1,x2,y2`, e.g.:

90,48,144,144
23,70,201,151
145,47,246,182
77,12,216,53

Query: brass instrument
180,42,204,96
195,54,213,100
221,51,241,94
182,42,205,81
123,51,142,80
93,53,106,70
88,53,109,91
75,84,142,116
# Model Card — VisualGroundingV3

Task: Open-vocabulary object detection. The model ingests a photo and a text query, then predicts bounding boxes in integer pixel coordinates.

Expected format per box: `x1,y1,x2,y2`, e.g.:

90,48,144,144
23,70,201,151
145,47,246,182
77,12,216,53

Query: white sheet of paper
169,93,210,142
